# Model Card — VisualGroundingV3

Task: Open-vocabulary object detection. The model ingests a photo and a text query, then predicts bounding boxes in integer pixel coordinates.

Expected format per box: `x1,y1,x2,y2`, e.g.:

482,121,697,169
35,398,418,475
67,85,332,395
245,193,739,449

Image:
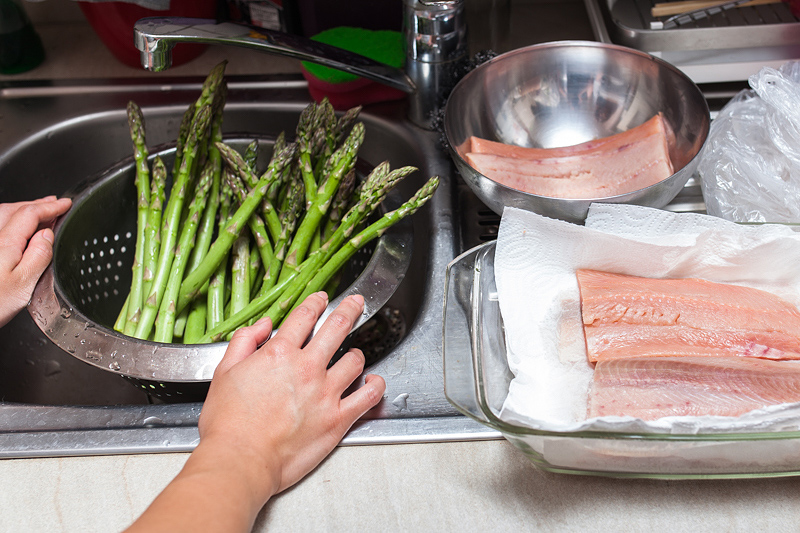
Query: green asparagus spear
183,299,208,344
244,140,259,177
153,165,213,343
223,158,278,273
322,168,356,242
172,106,194,179
294,175,440,309
278,121,364,283
142,156,166,302
230,231,251,317
176,142,297,314
217,141,283,243
123,101,151,336
135,105,212,340
207,179,233,331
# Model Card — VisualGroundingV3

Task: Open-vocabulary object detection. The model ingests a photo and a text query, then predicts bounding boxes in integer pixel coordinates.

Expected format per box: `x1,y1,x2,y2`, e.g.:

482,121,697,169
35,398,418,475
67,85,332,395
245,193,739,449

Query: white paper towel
495,204,800,434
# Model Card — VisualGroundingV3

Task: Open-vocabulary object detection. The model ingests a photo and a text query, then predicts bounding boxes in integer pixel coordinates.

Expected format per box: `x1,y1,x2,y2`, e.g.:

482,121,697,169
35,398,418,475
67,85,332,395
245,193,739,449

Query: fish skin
588,356,800,420
461,114,674,199
577,269,800,363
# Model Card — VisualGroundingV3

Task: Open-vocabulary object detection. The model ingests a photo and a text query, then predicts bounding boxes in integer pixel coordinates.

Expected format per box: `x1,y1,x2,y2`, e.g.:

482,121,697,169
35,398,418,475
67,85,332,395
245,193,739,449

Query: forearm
125,440,279,533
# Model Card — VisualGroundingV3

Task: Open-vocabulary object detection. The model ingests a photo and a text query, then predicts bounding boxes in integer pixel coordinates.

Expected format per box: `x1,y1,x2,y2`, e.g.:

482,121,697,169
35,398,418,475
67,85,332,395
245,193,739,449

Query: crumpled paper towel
495,203,800,435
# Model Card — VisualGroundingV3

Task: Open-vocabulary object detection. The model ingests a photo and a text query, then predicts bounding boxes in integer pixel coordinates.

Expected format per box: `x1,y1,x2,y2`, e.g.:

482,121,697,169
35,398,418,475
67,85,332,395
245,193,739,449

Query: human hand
199,291,386,501
0,196,72,328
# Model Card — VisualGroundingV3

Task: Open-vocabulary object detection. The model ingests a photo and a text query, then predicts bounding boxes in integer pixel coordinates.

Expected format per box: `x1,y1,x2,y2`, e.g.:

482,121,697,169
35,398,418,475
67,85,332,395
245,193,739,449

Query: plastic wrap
699,61,800,223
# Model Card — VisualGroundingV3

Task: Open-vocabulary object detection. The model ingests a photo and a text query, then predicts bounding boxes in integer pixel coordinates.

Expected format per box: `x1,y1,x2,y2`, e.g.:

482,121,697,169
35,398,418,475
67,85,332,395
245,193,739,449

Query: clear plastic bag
699,61,800,223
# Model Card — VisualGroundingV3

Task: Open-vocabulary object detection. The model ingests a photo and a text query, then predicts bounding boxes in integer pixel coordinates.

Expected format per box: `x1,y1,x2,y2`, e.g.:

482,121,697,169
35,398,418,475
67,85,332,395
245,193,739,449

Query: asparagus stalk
135,105,212,340
322,168,356,242
123,101,151,336
142,156,167,303
296,103,323,205
244,139,259,179
294,175,440,310
278,121,364,283
223,156,278,274
207,180,233,331
230,231,251,317
267,131,289,203
114,294,130,333
172,106,194,179
201,172,437,342
268,171,429,327
183,299,208,344
217,141,283,243
153,166,214,343
176,142,297,314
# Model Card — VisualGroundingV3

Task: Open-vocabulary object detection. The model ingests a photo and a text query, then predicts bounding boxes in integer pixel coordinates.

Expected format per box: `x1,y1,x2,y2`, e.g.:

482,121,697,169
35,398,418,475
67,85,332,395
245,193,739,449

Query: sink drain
351,307,407,366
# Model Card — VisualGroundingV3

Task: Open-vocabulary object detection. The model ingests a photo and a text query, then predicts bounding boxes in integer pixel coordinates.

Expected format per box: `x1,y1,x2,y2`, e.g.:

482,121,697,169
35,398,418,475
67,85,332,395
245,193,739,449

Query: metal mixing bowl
444,40,710,223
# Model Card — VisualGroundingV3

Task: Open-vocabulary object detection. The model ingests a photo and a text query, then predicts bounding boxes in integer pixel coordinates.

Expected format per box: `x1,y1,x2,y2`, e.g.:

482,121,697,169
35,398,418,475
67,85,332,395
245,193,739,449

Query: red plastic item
78,0,218,69
300,65,406,110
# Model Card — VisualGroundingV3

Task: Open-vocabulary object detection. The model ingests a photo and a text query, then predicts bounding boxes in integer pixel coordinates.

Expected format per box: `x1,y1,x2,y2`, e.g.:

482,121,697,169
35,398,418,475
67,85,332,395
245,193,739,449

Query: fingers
0,196,61,227
306,294,364,361
339,373,386,422
0,198,71,245
271,291,329,347
327,347,366,392
216,316,272,376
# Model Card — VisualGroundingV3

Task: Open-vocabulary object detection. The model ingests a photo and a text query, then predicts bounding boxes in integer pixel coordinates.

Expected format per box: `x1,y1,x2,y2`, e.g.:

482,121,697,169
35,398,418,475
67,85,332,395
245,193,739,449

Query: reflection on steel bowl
444,40,710,223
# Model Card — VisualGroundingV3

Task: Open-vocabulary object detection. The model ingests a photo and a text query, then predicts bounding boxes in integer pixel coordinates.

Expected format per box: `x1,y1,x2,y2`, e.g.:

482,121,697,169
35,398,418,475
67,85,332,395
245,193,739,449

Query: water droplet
44,360,61,377
84,350,102,362
391,393,409,411
142,416,163,427
109,362,121,371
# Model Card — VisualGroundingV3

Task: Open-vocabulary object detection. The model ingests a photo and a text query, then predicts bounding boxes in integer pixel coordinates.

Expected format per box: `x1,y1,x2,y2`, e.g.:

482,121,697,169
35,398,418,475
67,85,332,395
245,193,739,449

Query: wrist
186,435,282,512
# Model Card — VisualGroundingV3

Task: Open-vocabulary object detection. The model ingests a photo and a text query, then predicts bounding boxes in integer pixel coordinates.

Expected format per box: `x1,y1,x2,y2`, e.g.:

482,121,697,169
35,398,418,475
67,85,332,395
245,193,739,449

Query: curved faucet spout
133,17,416,94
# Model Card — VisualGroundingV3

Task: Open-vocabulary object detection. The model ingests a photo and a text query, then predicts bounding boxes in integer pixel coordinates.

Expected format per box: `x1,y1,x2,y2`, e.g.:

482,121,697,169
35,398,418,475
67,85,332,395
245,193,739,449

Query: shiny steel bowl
444,41,710,222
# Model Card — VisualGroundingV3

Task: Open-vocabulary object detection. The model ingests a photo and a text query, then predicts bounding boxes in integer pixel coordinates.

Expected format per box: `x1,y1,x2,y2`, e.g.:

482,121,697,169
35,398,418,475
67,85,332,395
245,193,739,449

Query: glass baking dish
443,240,800,479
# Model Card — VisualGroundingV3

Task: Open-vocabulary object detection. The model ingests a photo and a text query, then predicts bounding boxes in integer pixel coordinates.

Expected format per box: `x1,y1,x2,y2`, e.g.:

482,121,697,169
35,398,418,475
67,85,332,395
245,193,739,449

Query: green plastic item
0,0,44,74
301,26,403,85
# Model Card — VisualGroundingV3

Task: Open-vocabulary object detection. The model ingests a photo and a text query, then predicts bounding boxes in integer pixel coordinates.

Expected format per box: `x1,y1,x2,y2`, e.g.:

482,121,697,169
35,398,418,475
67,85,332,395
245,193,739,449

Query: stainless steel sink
0,74,499,458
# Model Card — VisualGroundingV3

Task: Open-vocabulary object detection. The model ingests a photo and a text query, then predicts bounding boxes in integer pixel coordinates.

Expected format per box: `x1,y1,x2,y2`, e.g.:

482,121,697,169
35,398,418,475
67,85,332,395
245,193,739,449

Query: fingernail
42,228,54,245
254,316,271,327
350,294,364,306
314,291,329,304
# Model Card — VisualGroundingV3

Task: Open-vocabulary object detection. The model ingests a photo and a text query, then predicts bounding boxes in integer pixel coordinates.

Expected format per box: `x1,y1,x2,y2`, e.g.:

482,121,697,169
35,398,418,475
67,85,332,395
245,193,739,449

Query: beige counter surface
5,4,800,533
3,439,800,532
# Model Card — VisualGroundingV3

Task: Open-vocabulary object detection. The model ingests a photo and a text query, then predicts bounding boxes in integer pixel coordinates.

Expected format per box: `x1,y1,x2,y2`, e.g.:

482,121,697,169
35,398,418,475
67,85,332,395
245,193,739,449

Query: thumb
14,228,55,294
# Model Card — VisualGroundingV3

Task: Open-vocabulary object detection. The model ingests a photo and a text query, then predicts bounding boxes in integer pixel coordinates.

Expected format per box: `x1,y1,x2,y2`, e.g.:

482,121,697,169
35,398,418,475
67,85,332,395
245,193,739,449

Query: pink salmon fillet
461,113,674,199
588,356,800,420
577,269,800,363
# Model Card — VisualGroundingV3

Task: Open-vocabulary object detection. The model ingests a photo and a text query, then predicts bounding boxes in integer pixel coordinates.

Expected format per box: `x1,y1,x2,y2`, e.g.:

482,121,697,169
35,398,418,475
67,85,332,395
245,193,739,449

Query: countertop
4,3,800,532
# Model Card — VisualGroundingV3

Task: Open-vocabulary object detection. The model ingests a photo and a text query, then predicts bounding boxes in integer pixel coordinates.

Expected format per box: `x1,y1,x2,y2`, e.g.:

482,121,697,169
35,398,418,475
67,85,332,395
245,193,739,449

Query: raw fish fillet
461,114,674,199
577,269,800,363
588,356,800,420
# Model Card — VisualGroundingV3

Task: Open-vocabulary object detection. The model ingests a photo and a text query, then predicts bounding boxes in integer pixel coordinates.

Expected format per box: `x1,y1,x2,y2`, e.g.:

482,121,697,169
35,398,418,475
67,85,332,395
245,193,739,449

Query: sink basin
0,74,499,457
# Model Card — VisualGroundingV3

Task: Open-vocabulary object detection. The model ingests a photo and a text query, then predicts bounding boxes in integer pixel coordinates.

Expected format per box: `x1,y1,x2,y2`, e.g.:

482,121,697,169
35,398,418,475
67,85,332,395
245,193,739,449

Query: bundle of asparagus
113,61,439,344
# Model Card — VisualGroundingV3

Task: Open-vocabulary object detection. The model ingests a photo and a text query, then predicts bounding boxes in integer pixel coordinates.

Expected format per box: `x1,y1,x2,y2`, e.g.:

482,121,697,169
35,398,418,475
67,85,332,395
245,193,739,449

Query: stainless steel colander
28,136,412,399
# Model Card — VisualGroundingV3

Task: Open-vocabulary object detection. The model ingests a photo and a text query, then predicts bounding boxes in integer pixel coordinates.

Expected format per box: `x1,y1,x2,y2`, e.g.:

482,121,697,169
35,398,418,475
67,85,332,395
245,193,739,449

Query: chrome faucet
133,0,467,129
